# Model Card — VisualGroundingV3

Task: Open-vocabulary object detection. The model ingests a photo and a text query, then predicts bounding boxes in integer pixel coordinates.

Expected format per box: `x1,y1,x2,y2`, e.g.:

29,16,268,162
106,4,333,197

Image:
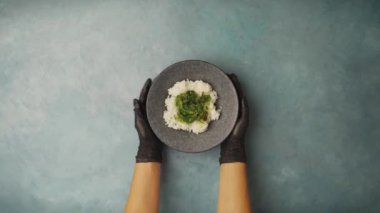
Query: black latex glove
219,73,249,164
133,79,162,163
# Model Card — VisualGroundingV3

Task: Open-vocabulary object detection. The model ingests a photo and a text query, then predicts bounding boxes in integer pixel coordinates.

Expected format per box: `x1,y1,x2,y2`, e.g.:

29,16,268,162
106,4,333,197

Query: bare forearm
125,163,161,213
217,163,251,213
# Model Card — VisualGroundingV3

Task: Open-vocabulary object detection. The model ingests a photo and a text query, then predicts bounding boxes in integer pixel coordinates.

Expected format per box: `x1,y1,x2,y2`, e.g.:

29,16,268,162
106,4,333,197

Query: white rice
163,80,221,134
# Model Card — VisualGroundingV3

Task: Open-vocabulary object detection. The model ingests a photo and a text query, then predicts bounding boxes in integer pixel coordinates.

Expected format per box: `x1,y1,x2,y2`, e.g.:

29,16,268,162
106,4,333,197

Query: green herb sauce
175,90,211,124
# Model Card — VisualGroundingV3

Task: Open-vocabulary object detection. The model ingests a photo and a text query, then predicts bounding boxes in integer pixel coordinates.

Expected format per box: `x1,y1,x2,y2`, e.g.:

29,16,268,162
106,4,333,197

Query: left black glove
133,79,163,163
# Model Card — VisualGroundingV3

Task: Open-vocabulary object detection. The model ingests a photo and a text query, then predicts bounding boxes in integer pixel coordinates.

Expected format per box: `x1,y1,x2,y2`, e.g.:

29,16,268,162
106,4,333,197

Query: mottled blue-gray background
0,0,379,212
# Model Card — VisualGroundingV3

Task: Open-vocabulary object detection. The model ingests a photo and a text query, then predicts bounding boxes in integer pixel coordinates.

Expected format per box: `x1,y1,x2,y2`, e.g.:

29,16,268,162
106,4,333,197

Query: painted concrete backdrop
0,0,379,212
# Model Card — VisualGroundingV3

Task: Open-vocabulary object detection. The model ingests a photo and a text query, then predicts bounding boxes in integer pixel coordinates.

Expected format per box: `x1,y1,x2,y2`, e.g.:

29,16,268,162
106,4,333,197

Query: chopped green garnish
175,90,211,124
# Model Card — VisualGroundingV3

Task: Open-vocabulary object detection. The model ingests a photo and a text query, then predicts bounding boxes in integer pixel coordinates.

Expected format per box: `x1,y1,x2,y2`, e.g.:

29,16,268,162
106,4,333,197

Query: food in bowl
163,80,221,134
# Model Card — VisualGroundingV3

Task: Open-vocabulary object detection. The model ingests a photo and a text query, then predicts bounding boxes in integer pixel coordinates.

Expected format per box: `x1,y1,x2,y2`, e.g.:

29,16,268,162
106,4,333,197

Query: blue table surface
1,0,379,212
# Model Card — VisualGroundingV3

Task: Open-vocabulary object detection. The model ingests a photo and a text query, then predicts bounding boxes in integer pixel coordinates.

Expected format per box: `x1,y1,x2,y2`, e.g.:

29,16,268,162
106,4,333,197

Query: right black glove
219,73,249,164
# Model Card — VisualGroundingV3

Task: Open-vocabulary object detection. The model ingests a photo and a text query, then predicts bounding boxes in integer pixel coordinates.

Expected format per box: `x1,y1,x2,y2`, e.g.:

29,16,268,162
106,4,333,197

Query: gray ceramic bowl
146,60,238,152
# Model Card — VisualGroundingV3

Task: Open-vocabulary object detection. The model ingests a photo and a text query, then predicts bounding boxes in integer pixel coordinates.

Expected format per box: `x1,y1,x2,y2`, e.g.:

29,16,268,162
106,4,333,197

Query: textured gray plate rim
146,60,239,153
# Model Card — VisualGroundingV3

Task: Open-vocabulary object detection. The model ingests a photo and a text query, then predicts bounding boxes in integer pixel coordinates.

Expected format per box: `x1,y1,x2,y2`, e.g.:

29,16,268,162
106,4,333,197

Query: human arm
125,163,161,213
217,74,251,213
125,79,162,213
218,163,251,213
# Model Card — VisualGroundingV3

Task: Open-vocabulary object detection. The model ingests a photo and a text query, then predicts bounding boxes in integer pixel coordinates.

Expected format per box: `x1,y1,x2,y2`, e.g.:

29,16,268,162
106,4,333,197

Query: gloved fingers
231,95,249,137
133,99,140,110
139,78,152,105
133,99,143,122
133,100,147,121
240,97,249,125
228,73,243,100
233,98,249,137
134,99,149,135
